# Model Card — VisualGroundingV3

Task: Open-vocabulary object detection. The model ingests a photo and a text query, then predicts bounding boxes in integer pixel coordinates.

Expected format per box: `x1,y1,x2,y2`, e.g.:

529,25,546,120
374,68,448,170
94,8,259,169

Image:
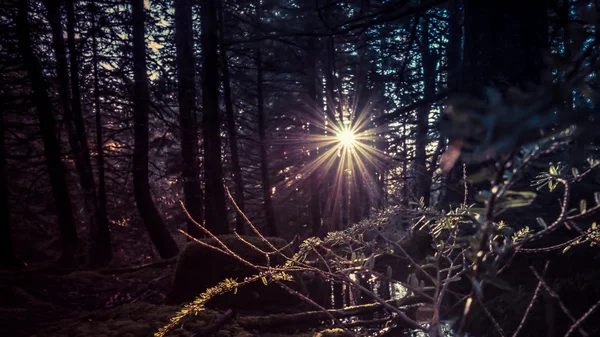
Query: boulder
167,235,302,311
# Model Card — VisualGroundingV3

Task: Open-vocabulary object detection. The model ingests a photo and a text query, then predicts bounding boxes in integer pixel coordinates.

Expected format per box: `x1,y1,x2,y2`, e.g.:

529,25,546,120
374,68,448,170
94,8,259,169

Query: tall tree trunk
256,42,277,236
16,0,79,264
439,0,464,209
131,0,179,258
90,0,112,264
307,37,322,236
60,0,111,266
219,3,246,234
458,0,547,201
200,0,229,234
0,104,19,269
175,0,204,239
413,18,436,207
324,37,343,230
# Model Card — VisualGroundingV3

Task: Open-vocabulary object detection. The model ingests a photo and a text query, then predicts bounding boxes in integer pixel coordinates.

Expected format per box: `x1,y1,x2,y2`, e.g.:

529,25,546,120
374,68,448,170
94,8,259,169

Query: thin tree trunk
219,3,246,234
90,0,112,264
307,37,322,236
16,0,79,264
200,0,229,234
324,37,343,230
413,18,436,207
175,0,204,239
61,0,111,266
131,0,179,258
256,41,277,236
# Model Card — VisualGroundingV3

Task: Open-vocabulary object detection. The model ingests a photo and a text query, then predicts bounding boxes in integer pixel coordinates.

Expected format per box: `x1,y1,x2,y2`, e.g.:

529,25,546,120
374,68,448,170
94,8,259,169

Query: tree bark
439,0,464,209
55,0,111,266
219,3,246,234
457,0,547,203
90,0,112,264
0,102,19,269
200,0,229,234
306,37,322,236
16,0,79,264
256,40,277,236
175,0,204,239
413,17,436,207
131,0,179,258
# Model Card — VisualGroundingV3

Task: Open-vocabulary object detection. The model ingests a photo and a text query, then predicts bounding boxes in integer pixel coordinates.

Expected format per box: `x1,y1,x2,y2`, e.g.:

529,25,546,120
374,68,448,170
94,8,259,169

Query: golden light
337,129,356,147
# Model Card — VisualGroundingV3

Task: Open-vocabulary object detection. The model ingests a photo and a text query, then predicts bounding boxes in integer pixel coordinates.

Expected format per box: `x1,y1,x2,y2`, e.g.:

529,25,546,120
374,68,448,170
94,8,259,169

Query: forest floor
0,260,327,337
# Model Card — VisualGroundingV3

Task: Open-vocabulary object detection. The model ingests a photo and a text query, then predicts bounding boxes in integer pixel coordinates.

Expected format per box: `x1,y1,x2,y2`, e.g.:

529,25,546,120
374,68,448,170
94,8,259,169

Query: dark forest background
1,0,600,336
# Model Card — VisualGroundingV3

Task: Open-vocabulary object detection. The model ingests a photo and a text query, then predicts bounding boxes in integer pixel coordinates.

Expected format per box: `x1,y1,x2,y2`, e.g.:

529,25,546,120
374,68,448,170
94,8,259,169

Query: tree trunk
256,41,277,236
0,104,19,269
219,3,246,234
306,37,322,236
131,0,179,258
58,0,111,266
462,0,547,94
439,0,464,210
90,0,112,264
413,18,436,207
200,0,229,235
458,0,547,202
175,0,204,239
16,0,79,264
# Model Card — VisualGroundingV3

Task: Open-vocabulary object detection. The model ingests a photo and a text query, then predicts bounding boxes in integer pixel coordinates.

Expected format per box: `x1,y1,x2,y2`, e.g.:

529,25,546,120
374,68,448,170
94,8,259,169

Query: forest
1,0,600,336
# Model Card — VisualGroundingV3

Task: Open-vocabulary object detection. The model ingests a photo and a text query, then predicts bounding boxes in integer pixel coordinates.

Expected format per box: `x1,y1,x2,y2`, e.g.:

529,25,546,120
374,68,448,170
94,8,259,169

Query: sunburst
273,97,391,231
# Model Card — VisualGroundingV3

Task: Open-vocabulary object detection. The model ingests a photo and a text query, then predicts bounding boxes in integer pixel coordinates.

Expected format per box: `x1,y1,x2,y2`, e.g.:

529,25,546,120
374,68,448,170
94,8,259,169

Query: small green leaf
234,287,238,295
261,277,268,286
594,192,600,205
592,222,597,230
580,200,587,214
572,167,580,178
562,245,572,254
549,164,558,175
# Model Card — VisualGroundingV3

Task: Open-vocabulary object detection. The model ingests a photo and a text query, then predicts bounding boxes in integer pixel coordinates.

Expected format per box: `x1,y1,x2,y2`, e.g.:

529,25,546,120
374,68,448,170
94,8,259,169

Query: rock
167,235,302,311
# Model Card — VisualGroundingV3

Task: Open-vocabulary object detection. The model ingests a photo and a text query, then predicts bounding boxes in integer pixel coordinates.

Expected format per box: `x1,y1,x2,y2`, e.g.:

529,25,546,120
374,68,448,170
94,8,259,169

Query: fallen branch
237,296,424,330
98,257,177,275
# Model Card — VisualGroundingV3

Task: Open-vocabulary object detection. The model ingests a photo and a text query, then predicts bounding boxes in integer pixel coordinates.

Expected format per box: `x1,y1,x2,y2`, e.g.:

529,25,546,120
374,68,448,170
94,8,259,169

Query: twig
512,261,548,337
530,266,589,337
564,298,600,337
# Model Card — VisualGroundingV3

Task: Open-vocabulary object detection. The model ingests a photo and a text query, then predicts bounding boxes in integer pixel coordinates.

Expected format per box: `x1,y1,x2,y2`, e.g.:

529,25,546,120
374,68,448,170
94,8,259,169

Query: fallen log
237,295,424,330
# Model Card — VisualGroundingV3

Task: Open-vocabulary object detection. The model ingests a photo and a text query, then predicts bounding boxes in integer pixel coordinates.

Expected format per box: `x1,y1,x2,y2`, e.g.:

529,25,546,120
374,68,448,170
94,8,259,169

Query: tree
131,0,179,258
219,2,246,234
90,0,112,264
175,0,204,239
45,0,111,266
200,0,229,234
0,100,18,268
16,0,79,265
413,17,436,207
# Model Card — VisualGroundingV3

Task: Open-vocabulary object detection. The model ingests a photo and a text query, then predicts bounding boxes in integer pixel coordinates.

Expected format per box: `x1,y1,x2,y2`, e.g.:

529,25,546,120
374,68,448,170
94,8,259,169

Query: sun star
337,129,356,147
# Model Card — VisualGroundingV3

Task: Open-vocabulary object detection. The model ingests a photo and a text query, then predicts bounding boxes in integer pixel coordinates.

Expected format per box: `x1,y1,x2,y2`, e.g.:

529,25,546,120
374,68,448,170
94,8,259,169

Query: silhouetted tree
220,2,246,234
200,0,229,234
131,0,179,258
16,0,79,265
175,0,204,239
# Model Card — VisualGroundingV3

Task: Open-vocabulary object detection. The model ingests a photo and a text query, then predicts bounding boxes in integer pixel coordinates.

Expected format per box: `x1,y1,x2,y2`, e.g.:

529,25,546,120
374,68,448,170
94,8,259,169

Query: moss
313,328,347,337
168,235,301,310
0,285,54,309
30,302,255,337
